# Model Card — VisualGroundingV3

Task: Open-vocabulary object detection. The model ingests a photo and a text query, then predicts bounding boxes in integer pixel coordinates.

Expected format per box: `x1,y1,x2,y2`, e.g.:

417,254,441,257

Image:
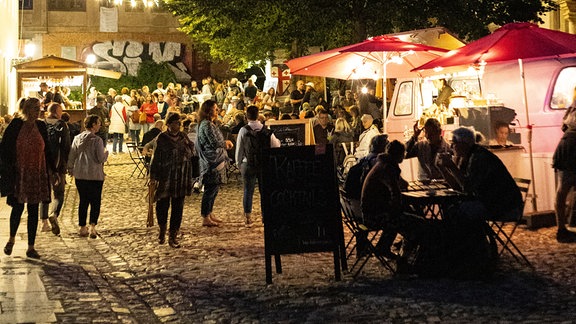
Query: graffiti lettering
89,40,191,81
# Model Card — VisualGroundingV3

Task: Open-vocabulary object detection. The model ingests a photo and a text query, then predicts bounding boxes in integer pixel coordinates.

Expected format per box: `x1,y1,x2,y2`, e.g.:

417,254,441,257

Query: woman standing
109,95,127,154
140,94,158,134
196,100,233,227
262,87,278,110
150,113,195,248
1,97,54,259
67,115,109,238
553,89,576,243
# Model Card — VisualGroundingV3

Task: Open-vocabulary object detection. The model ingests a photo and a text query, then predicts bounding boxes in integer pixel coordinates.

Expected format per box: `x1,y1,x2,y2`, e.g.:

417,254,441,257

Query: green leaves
162,0,559,70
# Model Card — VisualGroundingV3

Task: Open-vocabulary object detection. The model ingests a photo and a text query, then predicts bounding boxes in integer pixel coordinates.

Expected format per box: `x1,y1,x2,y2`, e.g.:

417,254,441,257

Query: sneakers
79,226,89,237
556,228,576,243
41,221,51,232
49,216,60,235
26,249,41,259
4,242,14,256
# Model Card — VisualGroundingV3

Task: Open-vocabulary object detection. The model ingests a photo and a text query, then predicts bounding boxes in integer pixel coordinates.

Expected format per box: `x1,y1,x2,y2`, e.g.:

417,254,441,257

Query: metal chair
340,190,396,277
126,142,147,178
489,177,532,267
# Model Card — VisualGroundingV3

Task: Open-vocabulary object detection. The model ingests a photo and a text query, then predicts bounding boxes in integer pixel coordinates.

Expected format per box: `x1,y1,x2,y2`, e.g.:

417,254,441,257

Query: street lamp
85,54,97,65
24,43,35,58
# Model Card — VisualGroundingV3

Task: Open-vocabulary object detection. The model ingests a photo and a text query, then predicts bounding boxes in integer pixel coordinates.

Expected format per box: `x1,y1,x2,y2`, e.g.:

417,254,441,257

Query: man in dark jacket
40,103,71,235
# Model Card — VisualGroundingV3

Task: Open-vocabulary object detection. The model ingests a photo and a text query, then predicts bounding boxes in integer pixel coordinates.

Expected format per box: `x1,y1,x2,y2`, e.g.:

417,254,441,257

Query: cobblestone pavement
1,152,576,323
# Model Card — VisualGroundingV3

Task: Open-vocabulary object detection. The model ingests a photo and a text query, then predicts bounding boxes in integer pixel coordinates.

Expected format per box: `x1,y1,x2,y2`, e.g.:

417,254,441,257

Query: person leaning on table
436,126,522,223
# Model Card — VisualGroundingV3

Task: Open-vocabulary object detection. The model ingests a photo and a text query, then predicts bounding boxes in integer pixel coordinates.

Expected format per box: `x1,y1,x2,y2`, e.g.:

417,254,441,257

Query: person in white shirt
355,114,381,159
235,105,281,225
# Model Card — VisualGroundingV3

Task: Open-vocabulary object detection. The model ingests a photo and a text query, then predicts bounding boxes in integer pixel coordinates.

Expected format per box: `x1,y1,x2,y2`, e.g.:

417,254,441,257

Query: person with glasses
436,127,522,223
1,97,55,259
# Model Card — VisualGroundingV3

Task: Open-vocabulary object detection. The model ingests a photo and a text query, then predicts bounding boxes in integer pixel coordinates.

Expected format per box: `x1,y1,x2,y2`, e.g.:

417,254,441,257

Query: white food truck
386,56,576,213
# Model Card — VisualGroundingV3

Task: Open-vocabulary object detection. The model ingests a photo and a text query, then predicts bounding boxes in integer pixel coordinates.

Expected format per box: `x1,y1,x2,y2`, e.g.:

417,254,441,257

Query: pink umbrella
413,22,576,211
287,36,447,131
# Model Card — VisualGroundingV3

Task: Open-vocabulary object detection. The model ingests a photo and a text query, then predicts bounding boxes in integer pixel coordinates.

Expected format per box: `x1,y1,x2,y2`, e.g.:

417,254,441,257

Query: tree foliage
91,61,176,94
162,0,557,71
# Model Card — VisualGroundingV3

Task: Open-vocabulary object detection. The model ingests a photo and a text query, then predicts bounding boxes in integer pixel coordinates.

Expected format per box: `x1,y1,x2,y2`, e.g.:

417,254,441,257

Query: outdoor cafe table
401,180,466,219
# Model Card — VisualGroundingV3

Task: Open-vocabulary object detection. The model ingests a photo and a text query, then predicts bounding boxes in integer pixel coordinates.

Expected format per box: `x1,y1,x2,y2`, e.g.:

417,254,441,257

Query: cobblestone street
1,152,575,323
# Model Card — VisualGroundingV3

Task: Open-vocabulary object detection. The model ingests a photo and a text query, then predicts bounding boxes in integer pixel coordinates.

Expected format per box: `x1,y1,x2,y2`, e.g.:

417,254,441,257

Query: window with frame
19,0,33,10
550,67,576,109
48,0,86,11
393,81,413,116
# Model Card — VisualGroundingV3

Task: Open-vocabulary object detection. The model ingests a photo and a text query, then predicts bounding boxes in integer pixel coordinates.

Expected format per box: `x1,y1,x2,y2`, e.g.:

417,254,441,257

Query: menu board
260,144,345,283
266,119,312,146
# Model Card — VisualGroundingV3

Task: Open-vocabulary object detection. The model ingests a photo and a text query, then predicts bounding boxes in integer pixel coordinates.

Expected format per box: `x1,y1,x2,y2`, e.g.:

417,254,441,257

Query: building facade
18,0,210,90
1,1,19,115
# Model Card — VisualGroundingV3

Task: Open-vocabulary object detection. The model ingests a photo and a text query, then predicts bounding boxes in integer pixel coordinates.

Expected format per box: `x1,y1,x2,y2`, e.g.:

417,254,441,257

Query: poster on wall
100,7,118,33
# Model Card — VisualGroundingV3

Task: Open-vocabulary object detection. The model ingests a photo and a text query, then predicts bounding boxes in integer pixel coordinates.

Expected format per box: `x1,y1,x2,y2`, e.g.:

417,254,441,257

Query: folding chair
126,142,147,178
340,190,396,277
489,177,532,267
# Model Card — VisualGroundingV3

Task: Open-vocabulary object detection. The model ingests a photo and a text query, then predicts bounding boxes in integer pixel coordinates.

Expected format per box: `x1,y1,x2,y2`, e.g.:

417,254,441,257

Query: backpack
46,120,66,166
130,109,141,124
242,125,272,169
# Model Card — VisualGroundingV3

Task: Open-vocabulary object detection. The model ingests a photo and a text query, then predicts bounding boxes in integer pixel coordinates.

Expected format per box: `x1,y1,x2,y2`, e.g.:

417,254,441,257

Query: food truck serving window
393,81,413,116
551,67,576,109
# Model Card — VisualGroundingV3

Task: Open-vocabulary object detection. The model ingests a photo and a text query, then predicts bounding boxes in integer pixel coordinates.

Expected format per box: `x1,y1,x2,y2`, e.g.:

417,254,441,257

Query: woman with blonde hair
1,97,55,259
330,117,354,165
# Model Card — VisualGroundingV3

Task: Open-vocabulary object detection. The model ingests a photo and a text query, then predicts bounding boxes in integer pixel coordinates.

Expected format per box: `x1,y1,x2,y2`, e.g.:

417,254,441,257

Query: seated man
312,108,334,145
405,118,451,180
361,140,426,259
437,127,522,222
355,114,380,159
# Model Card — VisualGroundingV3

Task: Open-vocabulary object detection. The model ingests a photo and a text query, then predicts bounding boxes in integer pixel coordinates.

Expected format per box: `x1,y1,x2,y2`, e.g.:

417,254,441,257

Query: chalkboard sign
266,119,312,146
260,144,346,283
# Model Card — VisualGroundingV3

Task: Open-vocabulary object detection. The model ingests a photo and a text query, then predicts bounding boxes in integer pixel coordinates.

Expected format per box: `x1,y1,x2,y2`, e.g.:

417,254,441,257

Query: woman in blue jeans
196,100,233,227
68,115,109,238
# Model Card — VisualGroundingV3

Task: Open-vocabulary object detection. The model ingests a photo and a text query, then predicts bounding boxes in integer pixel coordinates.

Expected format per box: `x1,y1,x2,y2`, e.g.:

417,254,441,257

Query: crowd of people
1,75,575,263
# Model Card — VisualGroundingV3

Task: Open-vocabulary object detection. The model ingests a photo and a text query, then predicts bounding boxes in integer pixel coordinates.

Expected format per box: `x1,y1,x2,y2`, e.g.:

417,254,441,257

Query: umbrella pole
382,64,387,134
519,59,538,211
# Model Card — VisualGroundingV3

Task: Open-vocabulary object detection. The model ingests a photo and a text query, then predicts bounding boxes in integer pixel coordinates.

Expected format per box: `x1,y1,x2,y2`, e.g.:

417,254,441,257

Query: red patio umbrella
413,22,576,211
286,36,448,132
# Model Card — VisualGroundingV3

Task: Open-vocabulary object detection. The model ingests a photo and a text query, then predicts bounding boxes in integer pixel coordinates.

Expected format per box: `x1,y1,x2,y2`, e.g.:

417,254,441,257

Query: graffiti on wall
88,40,192,82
